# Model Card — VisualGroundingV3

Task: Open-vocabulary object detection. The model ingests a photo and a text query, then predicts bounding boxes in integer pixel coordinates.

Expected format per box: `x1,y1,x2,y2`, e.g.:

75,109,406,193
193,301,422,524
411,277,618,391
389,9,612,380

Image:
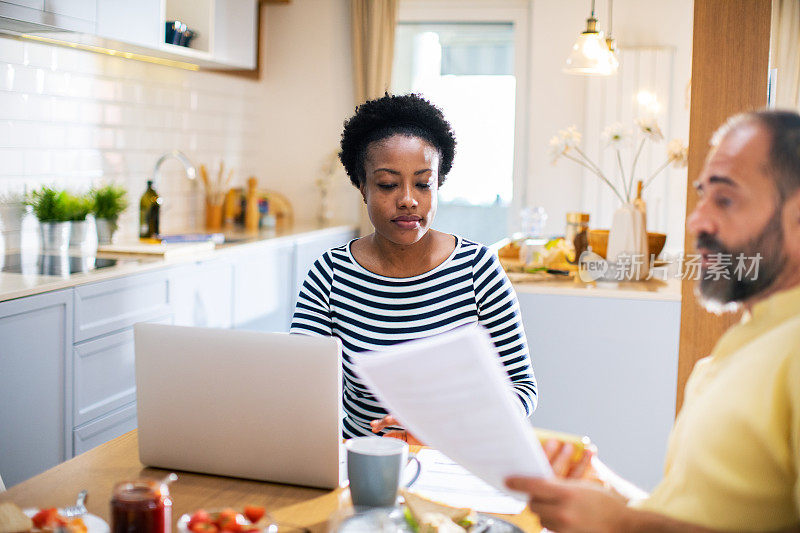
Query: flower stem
573,146,605,176
616,149,628,202
629,138,646,199
563,153,626,203
642,159,672,191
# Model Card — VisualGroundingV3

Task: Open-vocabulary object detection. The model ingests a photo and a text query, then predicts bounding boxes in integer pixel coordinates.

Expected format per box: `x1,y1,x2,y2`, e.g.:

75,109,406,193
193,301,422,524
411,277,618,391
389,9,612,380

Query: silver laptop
134,323,342,489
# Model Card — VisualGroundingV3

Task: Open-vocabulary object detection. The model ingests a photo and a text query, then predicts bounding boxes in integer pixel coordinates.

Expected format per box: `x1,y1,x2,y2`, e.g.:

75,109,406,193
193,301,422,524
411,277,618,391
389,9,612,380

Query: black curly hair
339,93,457,189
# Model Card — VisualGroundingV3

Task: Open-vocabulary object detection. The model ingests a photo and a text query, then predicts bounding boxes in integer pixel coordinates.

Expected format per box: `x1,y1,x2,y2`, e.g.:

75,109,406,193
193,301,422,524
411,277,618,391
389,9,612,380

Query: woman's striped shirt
290,236,537,438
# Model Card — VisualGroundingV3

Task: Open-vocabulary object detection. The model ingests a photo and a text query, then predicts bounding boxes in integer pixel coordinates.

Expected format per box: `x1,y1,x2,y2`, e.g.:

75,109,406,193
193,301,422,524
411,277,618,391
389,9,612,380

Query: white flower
636,117,664,142
549,135,567,164
666,138,688,168
561,125,582,148
602,122,631,147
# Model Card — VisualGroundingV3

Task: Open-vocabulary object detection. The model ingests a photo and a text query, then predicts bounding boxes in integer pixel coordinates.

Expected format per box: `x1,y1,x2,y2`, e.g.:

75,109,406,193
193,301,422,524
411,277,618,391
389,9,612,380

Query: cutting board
98,240,215,258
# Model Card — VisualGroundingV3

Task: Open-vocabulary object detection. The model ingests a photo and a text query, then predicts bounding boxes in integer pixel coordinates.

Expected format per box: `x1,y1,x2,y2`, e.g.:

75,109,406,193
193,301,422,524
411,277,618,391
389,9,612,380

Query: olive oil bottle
139,180,161,239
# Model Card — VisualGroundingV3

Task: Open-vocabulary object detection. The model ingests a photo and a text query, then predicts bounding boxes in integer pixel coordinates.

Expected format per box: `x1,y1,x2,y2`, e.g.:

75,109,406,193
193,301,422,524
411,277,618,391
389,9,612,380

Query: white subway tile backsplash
26,94,52,120
0,38,24,65
23,149,51,175
44,70,70,96
0,36,262,240
0,150,25,176
103,104,123,125
0,92,28,120
78,101,104,124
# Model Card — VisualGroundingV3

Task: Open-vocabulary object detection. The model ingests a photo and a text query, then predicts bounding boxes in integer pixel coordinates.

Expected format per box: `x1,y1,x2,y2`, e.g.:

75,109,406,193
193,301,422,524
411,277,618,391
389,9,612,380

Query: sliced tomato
188,509,212,529
32,508,63,528
242,506,265,524
215,509,240,532
189,522,219,533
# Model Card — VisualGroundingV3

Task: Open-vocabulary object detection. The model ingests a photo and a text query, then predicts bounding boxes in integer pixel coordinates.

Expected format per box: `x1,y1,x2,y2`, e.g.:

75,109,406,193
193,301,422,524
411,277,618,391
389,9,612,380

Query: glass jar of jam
110,479,172,533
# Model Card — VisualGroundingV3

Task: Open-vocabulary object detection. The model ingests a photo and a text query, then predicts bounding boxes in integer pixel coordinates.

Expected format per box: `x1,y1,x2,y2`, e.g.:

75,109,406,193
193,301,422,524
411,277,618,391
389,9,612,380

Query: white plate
336,507,524,532
24,508,110,533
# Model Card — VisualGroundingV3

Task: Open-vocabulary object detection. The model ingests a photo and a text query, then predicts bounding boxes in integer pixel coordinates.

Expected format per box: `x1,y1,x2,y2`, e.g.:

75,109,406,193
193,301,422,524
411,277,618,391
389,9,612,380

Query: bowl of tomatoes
177,506,272,533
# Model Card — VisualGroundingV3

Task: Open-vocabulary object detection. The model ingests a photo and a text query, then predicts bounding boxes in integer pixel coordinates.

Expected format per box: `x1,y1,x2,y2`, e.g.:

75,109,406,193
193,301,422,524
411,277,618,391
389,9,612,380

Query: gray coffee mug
346,437,422,508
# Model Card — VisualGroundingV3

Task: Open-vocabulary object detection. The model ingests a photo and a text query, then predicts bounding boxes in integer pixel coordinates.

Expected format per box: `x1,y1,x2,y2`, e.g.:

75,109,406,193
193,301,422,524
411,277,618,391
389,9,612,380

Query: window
391,3,528,245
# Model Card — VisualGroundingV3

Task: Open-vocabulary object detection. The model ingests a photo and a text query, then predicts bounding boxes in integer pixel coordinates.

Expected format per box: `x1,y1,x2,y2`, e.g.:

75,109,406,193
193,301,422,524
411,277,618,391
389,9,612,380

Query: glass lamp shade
564,31,618,75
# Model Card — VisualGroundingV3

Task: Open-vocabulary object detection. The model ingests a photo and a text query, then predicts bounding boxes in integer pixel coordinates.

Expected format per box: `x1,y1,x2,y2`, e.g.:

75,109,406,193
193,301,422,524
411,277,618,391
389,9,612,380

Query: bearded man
506,110,800,532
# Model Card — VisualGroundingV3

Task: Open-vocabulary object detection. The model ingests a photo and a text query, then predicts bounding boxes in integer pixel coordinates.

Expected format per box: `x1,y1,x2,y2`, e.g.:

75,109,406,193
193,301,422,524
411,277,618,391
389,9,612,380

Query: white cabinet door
95,0,161,49
0,289,72,488
518,292,680,491
44,0,95,24
73,402,136,456
212,0,257,69
293,228,357,306
73,269,172,342
2,0,43,9
232,240,294,332
170,258,233,329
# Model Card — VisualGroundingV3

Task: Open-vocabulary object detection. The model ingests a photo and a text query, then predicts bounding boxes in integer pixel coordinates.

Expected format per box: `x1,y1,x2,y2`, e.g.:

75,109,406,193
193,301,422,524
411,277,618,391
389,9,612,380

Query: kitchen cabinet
0,226,357,487
231,240,294,332
0,290,73,488
70,269,174,458
293,228,357,308
44,0,95,24
0,0,258,70
518,291,680,491
95,0,258,70
0,0,93,32
170,258,234,329
73,269,172,342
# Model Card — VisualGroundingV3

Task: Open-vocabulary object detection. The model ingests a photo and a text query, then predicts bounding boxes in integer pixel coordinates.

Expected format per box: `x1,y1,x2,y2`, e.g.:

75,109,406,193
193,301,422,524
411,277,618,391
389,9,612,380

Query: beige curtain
350,0,398,235
770,0,800,109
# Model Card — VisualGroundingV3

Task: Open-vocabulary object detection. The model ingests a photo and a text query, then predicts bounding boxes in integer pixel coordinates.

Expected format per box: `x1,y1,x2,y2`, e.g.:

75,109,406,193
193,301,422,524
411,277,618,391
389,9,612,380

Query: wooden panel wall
677,0,772,412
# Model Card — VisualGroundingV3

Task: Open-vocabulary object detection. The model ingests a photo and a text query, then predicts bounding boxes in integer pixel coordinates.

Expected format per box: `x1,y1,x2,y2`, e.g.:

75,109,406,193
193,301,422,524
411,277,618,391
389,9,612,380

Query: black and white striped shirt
290,236,537,438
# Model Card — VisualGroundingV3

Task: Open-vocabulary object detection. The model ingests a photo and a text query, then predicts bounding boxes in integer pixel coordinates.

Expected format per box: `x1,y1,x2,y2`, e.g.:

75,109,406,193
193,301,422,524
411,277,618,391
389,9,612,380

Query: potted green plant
90,184,128,244
64,192,94,249
26,187,72,252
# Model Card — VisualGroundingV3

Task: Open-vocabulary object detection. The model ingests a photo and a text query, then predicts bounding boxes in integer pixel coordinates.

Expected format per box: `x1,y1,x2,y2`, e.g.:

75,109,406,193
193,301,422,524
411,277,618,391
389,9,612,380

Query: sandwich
0,503,33,533
400,490,478,532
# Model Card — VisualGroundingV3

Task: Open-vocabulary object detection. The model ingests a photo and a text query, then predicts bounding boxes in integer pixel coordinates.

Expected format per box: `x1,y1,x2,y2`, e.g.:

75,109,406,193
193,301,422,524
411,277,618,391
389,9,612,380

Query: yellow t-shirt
637,284,800,530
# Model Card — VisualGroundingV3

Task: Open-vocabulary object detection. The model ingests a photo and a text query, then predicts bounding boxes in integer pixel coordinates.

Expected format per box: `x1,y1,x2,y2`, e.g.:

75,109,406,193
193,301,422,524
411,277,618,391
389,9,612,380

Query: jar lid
566,212,590,223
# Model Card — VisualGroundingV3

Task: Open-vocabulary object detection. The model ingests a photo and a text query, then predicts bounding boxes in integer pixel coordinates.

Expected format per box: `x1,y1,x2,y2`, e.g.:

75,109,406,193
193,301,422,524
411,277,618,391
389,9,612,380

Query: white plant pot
607,202,649,280
40,221,71,253
95,218,118,245
70,220,89,248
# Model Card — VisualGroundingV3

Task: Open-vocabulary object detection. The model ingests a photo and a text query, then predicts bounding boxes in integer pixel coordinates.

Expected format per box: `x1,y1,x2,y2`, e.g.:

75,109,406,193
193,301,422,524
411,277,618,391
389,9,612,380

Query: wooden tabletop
0,431,541,532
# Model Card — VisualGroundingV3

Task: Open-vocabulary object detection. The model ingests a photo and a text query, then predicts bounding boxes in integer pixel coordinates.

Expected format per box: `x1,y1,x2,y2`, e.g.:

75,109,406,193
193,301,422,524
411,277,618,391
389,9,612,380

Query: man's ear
782,189,800,257
359,183,367,204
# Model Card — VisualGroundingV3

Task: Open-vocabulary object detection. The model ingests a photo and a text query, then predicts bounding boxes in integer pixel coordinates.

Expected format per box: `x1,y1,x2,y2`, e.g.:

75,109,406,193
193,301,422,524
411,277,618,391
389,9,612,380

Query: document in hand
353,325,553,496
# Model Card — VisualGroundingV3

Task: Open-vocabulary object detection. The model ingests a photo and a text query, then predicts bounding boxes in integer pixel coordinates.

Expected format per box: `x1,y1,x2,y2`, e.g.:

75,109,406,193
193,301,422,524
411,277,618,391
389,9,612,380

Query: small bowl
587,229,666,259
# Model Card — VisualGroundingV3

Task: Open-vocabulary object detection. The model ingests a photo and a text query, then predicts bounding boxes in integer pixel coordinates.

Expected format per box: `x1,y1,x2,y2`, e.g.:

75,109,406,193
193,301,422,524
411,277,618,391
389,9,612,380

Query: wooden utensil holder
205,200,223,231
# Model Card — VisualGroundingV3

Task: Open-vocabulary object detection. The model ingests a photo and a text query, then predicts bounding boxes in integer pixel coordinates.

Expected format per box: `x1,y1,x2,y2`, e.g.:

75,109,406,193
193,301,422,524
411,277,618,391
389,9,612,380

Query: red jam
110,480,172,533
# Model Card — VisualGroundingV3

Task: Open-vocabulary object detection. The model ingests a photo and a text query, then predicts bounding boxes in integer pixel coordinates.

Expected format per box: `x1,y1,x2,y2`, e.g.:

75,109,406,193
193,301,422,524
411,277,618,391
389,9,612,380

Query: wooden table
0,431,541,532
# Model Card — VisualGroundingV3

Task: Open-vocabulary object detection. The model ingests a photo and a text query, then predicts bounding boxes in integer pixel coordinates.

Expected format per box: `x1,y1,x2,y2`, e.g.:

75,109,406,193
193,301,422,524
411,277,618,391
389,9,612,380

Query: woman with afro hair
291,93,537,441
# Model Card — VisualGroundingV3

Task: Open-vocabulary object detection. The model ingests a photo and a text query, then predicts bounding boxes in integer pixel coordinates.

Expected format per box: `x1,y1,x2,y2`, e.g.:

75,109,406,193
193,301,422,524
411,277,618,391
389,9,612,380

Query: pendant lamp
564,0,618,76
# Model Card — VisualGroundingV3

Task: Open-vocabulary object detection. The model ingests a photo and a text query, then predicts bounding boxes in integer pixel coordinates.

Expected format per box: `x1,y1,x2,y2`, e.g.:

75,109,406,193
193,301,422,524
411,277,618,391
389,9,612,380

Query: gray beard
696,208,787,313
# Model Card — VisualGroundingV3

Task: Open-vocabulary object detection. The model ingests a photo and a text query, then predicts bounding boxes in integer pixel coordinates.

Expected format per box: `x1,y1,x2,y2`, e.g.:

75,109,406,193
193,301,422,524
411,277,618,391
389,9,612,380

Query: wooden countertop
0,431,542,532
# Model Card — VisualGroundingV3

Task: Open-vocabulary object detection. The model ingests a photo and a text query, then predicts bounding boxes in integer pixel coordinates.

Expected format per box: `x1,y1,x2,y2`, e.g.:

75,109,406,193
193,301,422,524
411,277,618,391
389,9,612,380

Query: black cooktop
1,253,119,276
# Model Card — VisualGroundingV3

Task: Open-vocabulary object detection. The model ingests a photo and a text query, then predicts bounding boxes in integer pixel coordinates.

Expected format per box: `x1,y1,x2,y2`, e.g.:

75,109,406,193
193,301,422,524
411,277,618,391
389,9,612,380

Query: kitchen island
512,274,680,492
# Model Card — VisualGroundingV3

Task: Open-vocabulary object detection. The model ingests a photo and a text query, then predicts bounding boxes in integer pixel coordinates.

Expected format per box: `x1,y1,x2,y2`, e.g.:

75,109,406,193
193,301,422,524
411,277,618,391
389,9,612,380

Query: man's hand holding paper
353,325,553,497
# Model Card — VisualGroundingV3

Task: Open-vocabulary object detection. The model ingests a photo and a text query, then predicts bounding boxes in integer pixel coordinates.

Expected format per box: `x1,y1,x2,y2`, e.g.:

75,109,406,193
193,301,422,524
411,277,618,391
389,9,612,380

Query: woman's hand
370,415,424,445
543,438,596,480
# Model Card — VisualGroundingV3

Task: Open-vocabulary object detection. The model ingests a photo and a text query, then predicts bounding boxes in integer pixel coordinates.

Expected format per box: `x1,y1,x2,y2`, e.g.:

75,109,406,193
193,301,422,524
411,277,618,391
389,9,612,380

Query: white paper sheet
353,325,553,498
411,449,527,514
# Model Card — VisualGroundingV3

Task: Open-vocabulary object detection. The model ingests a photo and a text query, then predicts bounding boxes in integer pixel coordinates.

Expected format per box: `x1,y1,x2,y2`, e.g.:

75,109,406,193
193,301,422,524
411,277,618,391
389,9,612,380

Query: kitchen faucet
151,150,196,188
